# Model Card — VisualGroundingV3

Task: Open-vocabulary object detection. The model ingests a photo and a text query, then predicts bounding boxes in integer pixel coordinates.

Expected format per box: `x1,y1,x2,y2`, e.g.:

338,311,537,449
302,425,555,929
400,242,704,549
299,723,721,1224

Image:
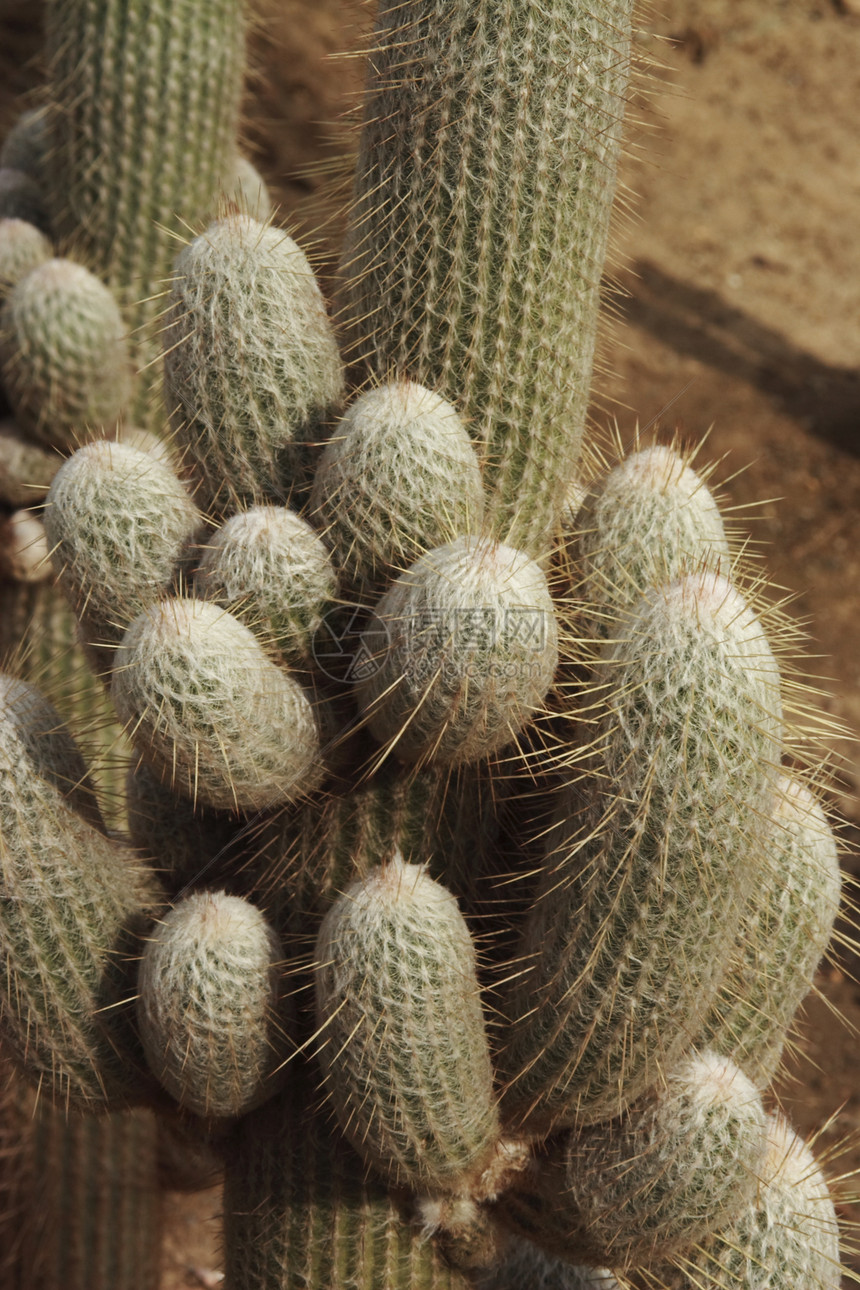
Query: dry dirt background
2,0,860,1284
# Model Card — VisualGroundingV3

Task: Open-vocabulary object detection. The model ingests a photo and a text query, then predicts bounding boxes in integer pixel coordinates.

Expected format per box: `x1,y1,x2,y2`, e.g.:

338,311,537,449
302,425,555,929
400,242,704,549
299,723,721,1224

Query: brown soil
2,0,858,1284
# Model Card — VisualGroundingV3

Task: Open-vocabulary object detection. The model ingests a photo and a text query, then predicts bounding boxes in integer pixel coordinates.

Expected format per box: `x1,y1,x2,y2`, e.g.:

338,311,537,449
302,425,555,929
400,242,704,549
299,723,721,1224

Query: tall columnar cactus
0,2,851,1290
340,0,635,554
44,0,246,409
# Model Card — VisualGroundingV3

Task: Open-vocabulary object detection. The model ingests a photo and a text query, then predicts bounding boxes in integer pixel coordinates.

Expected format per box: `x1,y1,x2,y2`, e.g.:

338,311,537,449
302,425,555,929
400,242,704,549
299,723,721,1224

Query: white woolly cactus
310,380,485,598
195,504,336,663
0,257,131,448
357,535,558,765
44,439,202,654
644,1114,842,1289
502,573,784,1130
112,597,324,812
314,855,502,1199
571,445,732,637
697,773,841,1087
163,213,344,515
554,1053,769,1269
137,891,288,1118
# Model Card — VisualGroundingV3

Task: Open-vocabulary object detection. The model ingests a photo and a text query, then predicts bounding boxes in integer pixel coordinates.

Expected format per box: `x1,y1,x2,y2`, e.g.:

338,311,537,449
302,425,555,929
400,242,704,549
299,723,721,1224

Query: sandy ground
1,0,858,1284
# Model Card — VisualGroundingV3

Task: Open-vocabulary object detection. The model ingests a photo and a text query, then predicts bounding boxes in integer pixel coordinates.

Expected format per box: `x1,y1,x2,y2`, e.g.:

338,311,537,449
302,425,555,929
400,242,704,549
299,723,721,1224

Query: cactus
195,504,336,664
314,856,501,1198
310,380,485,599
339,0,635,555
137,890,288,1117
0,257,132,449
0,2,851,1289
112,596,325,811
163,214,344,515
44,438,202,661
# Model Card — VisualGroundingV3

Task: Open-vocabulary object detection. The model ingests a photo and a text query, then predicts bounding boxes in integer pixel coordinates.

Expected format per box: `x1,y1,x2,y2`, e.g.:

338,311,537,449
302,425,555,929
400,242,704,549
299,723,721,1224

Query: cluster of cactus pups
0,1,853,1288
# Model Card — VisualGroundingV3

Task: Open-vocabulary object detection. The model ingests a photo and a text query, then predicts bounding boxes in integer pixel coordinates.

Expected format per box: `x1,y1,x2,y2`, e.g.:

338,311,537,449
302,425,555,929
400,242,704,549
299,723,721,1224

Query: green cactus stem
0,674,162,1108
310,380,486,600
223,1072,475,1290
163,214,344,515
43,0,246,410
0,1065,163,1290
340,0,635,555
501,572,783,1130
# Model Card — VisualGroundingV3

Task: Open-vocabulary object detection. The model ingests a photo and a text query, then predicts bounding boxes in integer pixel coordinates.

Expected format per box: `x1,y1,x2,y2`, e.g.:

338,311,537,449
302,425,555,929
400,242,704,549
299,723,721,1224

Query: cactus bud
0,258,131,449
0,419,60,504
224,154,273,222
196,504,336,663
44,440,201,653
314,854,500,1197
573,445,731,637
357,536,558,766
310,380,485,599
164,214,343,515
137,891,287,1117
112,597,324,812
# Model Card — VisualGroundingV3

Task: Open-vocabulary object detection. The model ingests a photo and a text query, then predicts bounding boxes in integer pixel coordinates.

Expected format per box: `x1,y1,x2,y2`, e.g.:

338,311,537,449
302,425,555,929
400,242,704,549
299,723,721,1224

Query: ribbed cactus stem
43,0,246,410
0,675,162,1108
502,573,783,1129
223,1077,475,1290
137,891,288,1117
340,0,634,555
1,1066,163,1290
314,855,502,1198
